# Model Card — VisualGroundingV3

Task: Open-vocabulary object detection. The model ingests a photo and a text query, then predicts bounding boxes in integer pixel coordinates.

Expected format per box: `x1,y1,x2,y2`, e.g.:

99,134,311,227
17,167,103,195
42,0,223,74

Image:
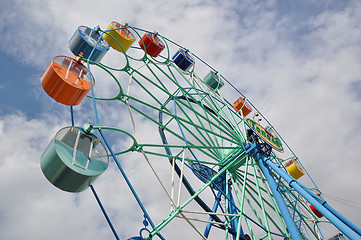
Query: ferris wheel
39,21,361,240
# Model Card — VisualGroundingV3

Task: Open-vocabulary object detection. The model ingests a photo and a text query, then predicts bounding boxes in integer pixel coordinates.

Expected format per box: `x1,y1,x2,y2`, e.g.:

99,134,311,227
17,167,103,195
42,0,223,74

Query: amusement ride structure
39,21,361,240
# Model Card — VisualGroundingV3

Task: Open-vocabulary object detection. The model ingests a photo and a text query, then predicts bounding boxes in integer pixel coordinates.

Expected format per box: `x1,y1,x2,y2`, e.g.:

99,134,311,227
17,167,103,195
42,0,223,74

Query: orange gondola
41,56,94,106
233,97,253,117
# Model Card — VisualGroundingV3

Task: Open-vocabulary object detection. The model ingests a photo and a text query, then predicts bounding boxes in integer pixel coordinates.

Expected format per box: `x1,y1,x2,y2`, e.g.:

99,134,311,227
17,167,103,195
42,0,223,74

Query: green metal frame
77,25,339,239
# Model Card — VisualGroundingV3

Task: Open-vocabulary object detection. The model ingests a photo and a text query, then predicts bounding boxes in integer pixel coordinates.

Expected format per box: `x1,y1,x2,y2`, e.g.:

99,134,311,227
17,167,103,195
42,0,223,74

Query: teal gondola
203,71,224,90
40,126,109,192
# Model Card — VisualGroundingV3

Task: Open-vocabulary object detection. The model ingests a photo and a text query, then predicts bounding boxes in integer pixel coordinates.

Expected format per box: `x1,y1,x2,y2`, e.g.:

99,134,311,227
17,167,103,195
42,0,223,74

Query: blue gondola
172,48,194,72
69,26,110,63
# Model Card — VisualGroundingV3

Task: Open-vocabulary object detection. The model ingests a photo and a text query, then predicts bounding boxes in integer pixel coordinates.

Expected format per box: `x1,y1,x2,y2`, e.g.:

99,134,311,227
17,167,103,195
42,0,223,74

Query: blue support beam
227,188,244,240
204,191,222,238
302,187,361,236
90,185,120,240
97,129,165,240
324,202,361,236
256,153,302,240
263,157,361,240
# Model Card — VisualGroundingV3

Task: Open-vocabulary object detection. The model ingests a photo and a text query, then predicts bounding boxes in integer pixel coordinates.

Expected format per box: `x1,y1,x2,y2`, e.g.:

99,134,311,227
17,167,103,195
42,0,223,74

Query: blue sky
1,0,361,239
0,50,40,117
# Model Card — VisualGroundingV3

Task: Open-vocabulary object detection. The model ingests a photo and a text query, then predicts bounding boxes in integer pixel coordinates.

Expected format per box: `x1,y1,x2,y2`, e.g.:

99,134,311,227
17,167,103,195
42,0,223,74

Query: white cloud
1,0,361,239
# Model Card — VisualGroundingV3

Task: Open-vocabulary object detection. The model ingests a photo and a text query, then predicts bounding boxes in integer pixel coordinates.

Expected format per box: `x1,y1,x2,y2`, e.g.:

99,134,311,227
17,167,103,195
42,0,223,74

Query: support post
263,158,361,240
97,129,165,240
323,202,361,236
204,191,222,238
228,187,243,239
256,153,302,240
90,185,120,240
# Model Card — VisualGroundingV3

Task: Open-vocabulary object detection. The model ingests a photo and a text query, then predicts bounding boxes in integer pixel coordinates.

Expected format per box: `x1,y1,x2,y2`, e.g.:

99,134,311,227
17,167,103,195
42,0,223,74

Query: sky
0,0,361,239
